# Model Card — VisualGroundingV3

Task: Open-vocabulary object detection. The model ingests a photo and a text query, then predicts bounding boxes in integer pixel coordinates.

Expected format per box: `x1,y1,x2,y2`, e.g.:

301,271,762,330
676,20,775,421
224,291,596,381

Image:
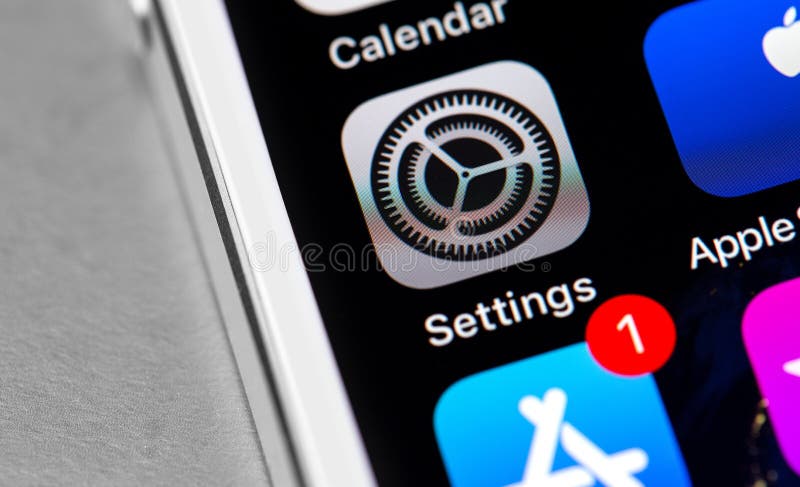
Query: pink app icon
743,277,800,475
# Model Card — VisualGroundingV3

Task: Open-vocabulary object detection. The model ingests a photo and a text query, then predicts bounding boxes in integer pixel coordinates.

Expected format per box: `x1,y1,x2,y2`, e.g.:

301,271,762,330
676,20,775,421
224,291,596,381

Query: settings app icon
342,61,589,289
374,90,559,261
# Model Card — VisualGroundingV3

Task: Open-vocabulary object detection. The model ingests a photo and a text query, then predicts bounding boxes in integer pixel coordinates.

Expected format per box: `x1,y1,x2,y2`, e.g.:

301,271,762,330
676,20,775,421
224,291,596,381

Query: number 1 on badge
617,313,645,355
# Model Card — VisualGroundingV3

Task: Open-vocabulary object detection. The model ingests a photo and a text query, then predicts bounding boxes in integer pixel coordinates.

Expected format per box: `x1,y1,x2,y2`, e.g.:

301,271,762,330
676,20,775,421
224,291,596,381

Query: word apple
691,215,797,270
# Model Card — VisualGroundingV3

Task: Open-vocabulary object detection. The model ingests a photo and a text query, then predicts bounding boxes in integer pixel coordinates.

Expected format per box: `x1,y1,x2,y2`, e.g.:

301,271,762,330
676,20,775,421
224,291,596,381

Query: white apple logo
763,6,800,77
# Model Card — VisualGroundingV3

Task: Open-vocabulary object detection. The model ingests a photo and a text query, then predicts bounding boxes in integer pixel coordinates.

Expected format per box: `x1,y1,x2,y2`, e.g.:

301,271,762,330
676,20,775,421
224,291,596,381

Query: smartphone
142,0,800,485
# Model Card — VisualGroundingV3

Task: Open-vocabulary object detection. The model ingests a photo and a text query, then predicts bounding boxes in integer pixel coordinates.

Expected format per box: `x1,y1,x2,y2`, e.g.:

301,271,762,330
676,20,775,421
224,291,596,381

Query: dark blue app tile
645,1,800,197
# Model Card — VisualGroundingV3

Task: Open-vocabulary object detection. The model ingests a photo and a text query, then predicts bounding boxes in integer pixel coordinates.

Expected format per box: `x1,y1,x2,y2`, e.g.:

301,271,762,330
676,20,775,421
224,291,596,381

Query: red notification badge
586,295,677,377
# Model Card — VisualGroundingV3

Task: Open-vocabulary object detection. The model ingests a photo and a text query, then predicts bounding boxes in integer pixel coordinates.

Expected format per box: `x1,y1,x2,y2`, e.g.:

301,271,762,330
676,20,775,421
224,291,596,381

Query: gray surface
0,1,270,485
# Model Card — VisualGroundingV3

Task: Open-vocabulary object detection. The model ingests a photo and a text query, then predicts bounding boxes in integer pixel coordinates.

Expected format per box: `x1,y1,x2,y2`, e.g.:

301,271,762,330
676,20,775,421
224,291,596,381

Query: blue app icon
645,1,800,197
433,343,690,487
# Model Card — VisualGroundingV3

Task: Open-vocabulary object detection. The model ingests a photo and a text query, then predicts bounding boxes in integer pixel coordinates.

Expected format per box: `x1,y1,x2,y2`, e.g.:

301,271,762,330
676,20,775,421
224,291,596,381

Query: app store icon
433,343,690,487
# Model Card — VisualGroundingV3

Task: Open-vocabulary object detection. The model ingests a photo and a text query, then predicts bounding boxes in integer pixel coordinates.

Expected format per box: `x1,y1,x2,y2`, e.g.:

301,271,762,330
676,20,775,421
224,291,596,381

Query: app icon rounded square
742,277,800,475
644,1,800,197
433,343,691,487
294,0,393,15
341,61,590,289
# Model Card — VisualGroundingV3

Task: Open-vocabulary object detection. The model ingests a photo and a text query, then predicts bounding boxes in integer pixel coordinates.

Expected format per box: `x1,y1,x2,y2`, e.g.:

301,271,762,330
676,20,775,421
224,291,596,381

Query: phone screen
222,0,800,485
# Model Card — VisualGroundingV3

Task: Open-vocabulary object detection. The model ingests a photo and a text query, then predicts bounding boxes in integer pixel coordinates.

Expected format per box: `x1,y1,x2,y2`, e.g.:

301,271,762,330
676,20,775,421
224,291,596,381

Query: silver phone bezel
150,1,376,485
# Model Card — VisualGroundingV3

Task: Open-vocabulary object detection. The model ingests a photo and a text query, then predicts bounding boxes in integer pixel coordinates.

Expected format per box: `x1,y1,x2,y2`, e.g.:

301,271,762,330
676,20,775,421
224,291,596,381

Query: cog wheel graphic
371,90,561,261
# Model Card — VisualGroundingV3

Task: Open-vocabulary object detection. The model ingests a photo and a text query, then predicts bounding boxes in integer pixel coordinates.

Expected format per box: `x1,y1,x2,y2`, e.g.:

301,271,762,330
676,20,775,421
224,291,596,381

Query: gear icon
371,90,561,261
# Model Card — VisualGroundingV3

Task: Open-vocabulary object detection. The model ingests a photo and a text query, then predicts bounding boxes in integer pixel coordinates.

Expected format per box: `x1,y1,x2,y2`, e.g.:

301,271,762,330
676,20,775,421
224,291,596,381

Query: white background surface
0,1,270,484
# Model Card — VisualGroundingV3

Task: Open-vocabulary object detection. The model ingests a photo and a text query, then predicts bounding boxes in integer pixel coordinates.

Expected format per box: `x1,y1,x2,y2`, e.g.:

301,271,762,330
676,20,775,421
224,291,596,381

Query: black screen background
222,1,800,485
